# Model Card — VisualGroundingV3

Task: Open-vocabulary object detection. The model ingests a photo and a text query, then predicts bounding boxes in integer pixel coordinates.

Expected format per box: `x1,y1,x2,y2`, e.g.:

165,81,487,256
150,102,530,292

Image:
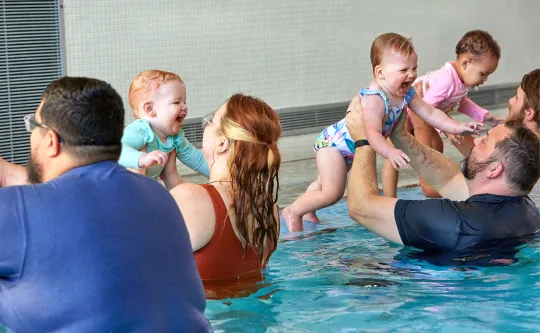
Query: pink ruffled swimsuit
408,61,488,131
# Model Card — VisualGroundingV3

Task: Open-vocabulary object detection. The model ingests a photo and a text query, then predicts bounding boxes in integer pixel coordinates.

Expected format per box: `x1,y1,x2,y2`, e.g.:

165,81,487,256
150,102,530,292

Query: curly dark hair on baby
455,30,501,60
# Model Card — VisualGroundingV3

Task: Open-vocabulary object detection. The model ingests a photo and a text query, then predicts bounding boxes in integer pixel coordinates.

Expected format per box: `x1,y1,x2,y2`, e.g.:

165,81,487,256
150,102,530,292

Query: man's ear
523,107,536,123
486,161,504,179
44,130,62,157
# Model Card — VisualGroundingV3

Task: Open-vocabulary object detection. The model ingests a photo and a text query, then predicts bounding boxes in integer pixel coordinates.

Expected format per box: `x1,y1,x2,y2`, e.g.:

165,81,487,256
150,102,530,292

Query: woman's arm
169,183,215,251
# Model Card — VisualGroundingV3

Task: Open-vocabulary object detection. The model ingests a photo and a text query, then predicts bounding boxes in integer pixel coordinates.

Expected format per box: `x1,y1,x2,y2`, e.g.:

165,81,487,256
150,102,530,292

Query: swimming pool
205,187,540,333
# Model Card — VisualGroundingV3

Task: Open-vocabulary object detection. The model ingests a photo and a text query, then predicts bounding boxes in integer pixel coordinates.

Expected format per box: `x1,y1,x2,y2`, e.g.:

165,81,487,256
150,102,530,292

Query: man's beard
507,104,526,123
26,154,43,184
461,152,496,180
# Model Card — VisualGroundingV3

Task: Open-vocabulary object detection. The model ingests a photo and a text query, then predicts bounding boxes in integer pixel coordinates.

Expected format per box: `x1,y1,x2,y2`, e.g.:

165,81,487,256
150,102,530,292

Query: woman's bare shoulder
170,183,209,201
170,183,216,251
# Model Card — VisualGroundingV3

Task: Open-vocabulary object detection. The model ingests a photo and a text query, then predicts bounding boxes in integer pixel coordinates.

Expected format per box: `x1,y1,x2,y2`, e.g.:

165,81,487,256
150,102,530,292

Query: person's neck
142,117,168,144
524,120,540,137
208,158,231,184
467,178,518,197
152,126,168,144
41,156,94,183
450,60,467,86
371,79,395,99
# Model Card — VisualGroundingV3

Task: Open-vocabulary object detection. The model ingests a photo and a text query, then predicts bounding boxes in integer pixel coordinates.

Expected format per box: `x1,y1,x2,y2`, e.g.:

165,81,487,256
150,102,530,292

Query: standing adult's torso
0,161,211,333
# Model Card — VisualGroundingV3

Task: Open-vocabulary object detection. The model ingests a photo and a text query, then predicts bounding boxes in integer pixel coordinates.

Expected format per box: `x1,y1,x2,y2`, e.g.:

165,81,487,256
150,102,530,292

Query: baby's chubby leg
300,178,323,223
282,147,348,232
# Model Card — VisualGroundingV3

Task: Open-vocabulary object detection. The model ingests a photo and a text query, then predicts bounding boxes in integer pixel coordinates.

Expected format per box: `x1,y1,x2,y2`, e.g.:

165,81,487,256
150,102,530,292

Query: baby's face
151,80,188,136
462,54,498,88
379,51,418,97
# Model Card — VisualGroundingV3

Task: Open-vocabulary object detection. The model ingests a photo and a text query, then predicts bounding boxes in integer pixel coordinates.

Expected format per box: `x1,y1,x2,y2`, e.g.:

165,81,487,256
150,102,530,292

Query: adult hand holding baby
346,96,410,170
345,96,365,141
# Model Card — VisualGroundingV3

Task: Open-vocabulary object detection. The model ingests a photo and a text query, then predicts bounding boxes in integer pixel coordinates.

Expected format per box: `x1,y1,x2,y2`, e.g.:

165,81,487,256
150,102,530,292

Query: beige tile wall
62,0,540,122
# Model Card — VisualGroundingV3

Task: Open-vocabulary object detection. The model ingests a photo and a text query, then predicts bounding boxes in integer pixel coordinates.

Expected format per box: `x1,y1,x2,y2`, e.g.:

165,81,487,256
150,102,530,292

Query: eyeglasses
201,110,217,130
24,114,64,143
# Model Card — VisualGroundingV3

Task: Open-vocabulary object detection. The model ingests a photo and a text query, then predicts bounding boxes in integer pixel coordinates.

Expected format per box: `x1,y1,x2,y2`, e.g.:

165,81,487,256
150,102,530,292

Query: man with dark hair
0,77,211,332
24,77,126,184
345,92,539,252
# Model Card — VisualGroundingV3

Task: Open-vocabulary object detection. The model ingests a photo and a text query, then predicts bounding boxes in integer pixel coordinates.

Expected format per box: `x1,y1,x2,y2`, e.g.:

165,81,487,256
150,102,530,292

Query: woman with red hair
167,93,282,298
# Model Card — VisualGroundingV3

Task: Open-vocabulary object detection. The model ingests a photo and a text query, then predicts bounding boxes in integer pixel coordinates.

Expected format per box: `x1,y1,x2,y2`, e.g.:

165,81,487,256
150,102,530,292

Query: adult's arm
345,96,403,244
408,111,443,197
0,157,27,187
389,112,470,201
160,150,185,190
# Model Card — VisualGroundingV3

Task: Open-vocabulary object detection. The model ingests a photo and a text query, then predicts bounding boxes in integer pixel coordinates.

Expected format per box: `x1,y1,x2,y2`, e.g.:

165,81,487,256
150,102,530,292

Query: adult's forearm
163,172,185,191
347,146,380,219
409,112,437,149
347,145,403,244
390,129,469,200
0,158,27,186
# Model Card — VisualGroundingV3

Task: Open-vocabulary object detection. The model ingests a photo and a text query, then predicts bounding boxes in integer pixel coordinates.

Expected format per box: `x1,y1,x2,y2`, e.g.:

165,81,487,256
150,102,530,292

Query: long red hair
219,94,281,265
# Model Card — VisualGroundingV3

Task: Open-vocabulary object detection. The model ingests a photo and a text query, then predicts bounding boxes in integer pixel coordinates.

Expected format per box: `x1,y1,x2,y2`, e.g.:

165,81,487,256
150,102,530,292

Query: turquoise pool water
205,188,540,333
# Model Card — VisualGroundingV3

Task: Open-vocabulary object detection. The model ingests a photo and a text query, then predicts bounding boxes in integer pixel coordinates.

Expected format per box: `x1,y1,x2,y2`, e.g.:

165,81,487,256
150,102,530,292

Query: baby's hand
138,150,168,168
387,148,411,170
445,133,464,146
483,113,504,128
454,122,483,136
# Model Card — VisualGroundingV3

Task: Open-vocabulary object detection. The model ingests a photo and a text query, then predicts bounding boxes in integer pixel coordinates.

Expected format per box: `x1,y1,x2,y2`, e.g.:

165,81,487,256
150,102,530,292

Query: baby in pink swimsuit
383,30,502,198
411,59,500,128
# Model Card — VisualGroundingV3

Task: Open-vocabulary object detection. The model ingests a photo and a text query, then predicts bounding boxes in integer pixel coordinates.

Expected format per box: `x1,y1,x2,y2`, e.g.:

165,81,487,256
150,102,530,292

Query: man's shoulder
0,182,56,204
57,162,168,197
456,193,538,227
439,193,535,211
56,162,181,217
396,197,459,214
396,193,535,219
466,193,535,206
0,185,25,204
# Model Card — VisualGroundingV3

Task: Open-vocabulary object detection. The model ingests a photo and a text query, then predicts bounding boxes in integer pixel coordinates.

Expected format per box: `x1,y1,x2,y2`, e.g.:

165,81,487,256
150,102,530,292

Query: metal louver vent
0,0,63,164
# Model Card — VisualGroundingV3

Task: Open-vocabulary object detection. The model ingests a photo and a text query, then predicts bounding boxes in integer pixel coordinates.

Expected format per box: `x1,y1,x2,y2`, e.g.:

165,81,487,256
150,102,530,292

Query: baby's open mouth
401,82,411,89
176,116,185,126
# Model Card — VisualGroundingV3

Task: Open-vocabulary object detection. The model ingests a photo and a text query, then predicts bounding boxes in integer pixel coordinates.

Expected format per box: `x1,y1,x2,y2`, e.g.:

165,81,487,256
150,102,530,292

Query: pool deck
180,106,540,206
